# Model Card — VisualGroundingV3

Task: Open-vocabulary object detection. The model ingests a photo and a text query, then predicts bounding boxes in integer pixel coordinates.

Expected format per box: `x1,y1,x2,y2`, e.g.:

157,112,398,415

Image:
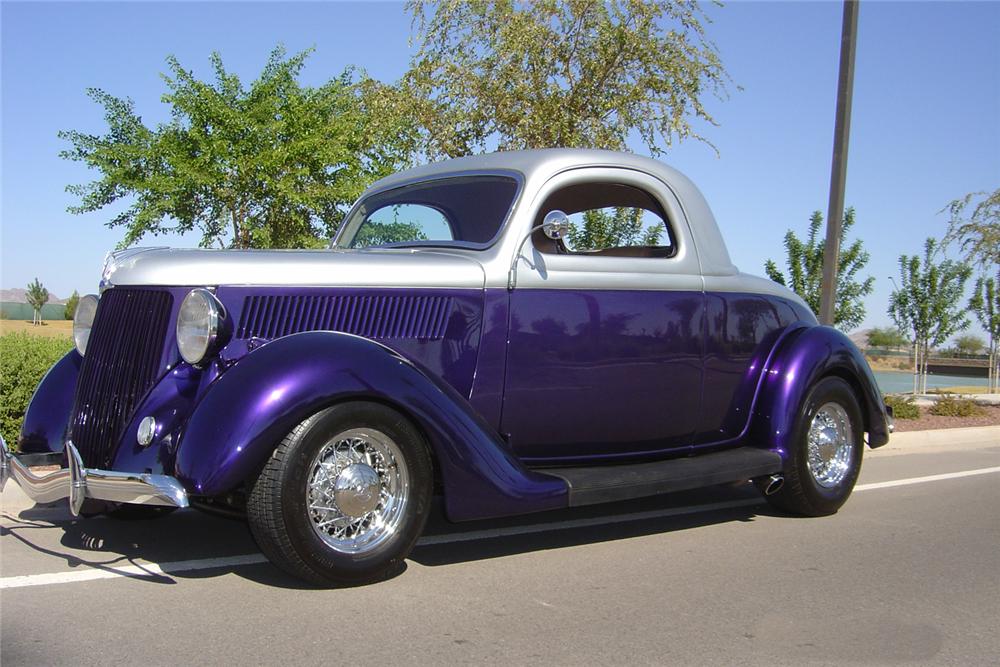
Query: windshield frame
332,169,525,251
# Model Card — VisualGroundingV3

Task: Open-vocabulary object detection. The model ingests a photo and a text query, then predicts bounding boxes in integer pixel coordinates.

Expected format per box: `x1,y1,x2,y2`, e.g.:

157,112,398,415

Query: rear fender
175,331,567,521
750,325,890,462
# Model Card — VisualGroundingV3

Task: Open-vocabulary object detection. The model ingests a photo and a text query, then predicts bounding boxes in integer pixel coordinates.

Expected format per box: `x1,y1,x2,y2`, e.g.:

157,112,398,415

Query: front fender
19,351,82,454
175,331,567,521
750,325,890,461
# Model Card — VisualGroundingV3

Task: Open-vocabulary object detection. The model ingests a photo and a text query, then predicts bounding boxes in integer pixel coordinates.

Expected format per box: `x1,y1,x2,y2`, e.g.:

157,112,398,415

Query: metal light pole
818,0,859,325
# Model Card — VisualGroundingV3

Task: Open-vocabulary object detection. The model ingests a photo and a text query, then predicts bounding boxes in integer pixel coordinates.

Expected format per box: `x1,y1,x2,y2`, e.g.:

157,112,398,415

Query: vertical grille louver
70,288,173,469
236,294,454,341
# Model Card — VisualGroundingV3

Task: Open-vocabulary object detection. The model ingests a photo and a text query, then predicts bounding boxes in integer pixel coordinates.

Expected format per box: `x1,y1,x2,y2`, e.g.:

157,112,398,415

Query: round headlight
72,294,99,356
176,288,223,365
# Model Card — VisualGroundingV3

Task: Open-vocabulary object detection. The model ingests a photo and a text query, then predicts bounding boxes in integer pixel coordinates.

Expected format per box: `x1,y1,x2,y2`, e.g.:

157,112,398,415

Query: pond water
872,370,989,394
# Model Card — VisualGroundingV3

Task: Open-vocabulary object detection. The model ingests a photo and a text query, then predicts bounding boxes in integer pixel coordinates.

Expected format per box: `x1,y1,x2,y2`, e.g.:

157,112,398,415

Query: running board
539,447,784,507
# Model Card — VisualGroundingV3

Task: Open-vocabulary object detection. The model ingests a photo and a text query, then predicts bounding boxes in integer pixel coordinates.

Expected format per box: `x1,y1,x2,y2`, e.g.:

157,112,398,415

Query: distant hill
1,288,69,305
848,328,870,349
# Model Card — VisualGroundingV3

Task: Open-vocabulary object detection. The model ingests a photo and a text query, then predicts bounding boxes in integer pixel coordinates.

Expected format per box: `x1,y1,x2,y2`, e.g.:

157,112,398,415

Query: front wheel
247,402,433,586
759,376,864,516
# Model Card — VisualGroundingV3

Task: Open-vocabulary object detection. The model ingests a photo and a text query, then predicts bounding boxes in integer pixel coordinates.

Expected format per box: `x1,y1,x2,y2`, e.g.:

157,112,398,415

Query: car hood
102,247,487,290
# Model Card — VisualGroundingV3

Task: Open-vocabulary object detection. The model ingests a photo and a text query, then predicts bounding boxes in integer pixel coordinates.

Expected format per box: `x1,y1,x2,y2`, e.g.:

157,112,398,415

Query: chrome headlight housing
72,294,100,356
176,288,224,366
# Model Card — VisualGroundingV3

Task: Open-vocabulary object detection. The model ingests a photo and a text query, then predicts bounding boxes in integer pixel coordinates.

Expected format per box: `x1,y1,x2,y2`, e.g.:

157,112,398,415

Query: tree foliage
764,208,874,331
866,326,907,350
950,334,985,356
0,333,73,449
60,47,415,249
888,238,972,394
566,207,664,251
352,221,428,248
63,291,80,320
968,268,999,391
943,188,1000,271
25,278,49,325
403,0,730,158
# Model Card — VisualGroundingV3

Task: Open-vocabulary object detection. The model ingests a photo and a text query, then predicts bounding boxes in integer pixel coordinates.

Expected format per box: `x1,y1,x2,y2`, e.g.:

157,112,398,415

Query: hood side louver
236,294,454,341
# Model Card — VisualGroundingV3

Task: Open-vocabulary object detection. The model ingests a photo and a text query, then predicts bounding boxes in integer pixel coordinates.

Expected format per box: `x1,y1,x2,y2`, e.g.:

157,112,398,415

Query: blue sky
2,1,997,337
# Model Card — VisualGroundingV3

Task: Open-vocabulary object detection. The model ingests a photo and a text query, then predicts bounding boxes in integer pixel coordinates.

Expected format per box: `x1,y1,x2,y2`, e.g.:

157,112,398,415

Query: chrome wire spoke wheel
306,427,410,555
806,402,854,489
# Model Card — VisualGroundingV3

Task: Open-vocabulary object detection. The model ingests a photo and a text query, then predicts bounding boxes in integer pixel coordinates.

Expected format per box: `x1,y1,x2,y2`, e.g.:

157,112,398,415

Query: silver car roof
361,148,736,277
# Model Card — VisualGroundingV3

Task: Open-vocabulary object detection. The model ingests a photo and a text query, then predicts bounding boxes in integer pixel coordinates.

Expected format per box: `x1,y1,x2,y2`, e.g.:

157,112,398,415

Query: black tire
106,504,178,520
759,376,864,516
247,402,433,586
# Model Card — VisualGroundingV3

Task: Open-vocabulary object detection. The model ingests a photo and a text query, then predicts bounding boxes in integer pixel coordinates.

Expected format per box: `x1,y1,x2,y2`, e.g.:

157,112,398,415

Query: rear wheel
760,376,864,516
247,402,433,586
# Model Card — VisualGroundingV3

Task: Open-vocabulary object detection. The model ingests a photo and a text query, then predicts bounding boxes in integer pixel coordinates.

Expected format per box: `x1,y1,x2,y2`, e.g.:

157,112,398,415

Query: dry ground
892,404,1000,432
0,319,72,338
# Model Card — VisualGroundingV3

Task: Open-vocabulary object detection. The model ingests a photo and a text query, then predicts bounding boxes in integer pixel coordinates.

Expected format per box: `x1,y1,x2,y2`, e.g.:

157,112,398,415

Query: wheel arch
174,331,566,521
749,325,891,463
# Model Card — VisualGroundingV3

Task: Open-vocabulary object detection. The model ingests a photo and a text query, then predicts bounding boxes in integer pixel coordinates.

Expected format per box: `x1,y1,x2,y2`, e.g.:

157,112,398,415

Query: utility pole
818,0,859,325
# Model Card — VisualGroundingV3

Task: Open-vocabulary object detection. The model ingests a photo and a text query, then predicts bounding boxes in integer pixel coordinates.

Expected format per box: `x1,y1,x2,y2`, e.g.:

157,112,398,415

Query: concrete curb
869,425,1000,457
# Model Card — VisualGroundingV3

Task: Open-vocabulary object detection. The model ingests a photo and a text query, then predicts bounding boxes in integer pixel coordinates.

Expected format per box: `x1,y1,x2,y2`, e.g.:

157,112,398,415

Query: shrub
929,395,984,418
0,332,73,450
64,291,80,320
884,394,920,420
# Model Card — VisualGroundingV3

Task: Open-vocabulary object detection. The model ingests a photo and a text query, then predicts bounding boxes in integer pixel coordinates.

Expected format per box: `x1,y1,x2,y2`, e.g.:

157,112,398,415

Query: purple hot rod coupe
1,149,892,585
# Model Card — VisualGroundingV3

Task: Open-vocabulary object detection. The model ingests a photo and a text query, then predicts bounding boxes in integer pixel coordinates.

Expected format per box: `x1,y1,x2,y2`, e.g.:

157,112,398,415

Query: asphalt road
2,429,998,666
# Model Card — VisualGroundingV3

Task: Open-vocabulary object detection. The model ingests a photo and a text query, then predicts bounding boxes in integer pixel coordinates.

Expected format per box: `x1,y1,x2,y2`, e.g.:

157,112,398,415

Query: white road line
854,466,1000,491
0,554,268,590
3,464,999,590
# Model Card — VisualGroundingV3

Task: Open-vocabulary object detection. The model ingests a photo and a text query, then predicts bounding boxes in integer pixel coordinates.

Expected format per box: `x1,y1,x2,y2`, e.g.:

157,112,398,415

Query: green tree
764,208,874,331
888,238,972,394
566,208,664,251
63,291,80,321
950,334,985,357
25,278,49,325
402,0,730,158
968,269,999,391
866,326,907,350
352,221,428,248
943,188,1000,270
60,47,414,249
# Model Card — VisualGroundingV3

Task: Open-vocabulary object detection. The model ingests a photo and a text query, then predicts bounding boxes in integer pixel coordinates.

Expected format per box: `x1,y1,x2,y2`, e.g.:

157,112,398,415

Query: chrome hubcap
306,428,409,554
806,402,854,488
333,464,382,517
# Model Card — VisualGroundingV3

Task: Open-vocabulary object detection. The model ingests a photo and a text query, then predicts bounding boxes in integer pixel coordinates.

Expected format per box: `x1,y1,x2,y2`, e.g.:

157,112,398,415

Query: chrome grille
69,288,173,468
236,294,453,340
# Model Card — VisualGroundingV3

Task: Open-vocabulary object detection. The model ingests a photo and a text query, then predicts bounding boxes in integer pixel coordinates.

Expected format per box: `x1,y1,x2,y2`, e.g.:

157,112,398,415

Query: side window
351,204,453,248
534,183,675,257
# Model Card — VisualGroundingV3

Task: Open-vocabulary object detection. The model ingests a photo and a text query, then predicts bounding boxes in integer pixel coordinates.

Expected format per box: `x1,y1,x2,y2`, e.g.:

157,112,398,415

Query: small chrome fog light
137,416,157,447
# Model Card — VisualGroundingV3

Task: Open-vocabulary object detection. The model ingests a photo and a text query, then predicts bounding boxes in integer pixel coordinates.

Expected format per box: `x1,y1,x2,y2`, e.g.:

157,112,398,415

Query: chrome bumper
0,435,188,516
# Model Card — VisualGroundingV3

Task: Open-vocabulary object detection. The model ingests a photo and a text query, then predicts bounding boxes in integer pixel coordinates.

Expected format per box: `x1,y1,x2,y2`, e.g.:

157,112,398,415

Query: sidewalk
907,393,1000,407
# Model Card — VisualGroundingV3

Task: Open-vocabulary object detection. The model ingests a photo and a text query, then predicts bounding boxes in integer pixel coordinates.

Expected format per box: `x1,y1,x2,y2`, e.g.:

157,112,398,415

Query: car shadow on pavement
2,483,778,589
412,483,773,567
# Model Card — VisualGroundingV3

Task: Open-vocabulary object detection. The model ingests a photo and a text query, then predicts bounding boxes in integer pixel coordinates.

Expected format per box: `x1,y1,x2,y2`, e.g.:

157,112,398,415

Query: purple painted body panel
18,351,82,454
502,289,703,462
174,331,567,520
750,324,891,458
695,293,816,447
216,286,487,402
19,280,886,522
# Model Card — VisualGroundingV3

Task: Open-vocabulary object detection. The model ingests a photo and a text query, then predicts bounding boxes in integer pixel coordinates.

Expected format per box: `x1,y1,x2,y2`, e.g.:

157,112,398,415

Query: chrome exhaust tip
763,474,784,496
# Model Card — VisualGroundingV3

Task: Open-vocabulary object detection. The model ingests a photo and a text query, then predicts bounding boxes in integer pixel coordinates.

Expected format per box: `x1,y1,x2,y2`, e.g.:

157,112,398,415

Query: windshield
337,175,519,249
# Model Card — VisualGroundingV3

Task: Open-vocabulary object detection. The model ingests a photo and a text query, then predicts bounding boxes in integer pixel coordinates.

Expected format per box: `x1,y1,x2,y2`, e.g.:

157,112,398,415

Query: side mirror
542,210,571,240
